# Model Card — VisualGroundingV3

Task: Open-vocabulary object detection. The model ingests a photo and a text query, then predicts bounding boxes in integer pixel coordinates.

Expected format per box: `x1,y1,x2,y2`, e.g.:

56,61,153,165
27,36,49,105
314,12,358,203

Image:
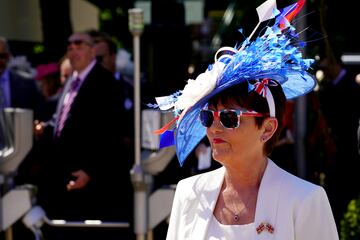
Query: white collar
72,59,96,81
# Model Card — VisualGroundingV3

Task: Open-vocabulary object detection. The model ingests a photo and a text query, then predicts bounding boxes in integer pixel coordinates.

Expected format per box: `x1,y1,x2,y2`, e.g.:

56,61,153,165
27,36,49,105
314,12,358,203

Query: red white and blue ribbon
253,78,277,117
254,78,270,97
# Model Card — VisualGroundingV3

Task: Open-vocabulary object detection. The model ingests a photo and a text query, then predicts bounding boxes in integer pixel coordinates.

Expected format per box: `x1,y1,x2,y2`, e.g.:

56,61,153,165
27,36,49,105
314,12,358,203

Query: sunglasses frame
199,108,264,129
67,39,93,48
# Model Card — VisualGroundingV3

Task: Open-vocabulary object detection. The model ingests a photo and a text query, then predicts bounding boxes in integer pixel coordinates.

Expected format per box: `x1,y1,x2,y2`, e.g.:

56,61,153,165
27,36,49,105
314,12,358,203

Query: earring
261,136,267,142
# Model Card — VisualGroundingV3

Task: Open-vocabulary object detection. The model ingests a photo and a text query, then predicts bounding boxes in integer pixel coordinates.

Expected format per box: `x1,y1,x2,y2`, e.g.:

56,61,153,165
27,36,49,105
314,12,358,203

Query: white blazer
166,159,339,240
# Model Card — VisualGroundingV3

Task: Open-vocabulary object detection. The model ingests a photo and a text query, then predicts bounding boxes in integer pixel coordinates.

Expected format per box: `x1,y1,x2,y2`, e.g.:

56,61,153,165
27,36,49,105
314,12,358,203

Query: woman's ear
261,117,278,142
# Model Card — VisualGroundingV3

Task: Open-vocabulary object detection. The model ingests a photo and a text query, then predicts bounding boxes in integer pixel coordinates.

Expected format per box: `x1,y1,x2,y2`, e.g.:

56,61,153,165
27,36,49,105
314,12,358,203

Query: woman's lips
213,138,225,144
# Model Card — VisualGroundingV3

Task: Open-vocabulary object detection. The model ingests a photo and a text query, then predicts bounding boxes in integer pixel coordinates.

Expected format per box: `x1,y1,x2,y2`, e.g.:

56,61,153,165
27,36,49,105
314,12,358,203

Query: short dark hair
207,79,286,155
85,29,117,55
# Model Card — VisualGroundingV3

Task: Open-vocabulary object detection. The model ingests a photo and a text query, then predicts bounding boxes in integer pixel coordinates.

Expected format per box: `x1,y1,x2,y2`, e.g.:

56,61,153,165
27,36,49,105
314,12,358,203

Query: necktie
56,77,82,136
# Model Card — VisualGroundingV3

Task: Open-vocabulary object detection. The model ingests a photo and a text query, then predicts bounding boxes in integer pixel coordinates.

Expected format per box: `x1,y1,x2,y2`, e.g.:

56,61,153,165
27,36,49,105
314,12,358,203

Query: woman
151,1,339,239
35,62,63,121
166,79,338,239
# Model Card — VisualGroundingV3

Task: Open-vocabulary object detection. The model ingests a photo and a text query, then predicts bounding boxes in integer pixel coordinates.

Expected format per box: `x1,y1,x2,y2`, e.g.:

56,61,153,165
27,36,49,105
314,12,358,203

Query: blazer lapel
187,160,284,240
191,167,225,240
254,159,284,240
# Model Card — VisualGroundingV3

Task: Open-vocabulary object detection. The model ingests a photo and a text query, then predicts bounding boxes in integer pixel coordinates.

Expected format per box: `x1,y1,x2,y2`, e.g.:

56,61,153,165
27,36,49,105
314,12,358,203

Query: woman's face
206,102,264,166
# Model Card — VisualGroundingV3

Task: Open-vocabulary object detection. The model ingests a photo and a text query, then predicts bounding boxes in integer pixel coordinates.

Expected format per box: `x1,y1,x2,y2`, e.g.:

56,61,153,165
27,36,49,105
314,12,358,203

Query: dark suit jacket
9,69,45,118
42,63,133,224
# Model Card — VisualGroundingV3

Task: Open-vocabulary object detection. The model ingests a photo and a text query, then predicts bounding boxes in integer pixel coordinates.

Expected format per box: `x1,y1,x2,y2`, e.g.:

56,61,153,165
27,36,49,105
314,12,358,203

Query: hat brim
175,70,316,165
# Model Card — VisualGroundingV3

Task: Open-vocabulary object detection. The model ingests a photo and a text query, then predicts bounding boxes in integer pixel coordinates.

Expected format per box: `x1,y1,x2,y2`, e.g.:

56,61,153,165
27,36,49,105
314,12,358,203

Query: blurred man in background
38,31,134,240
86,29,134,151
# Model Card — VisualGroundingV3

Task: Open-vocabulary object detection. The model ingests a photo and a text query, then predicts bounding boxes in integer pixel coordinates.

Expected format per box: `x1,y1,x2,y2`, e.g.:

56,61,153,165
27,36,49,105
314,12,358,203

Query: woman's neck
214,157,268,225
224,156,268,190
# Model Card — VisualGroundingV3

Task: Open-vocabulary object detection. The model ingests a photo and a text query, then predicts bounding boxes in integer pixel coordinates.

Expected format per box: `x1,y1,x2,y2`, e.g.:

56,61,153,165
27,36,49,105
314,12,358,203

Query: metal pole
294,6,307,179
134,33,141,167
44,218,130,228
294,96,307,178
128,8,147,240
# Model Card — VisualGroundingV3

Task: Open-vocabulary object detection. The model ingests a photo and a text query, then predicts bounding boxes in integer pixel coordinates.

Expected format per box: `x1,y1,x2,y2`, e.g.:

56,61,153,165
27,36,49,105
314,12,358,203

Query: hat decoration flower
148,0,315,166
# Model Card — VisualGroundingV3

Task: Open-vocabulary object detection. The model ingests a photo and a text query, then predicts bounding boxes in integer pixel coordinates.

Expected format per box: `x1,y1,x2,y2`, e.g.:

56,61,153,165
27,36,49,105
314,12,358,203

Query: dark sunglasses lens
200,110,214,127
220,110,239,128
68,40,84,46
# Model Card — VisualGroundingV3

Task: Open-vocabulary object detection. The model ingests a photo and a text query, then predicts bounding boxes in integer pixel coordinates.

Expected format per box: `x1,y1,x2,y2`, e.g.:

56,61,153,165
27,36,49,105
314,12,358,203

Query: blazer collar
192,159,284,240
191,167,225,239
254,159,284,239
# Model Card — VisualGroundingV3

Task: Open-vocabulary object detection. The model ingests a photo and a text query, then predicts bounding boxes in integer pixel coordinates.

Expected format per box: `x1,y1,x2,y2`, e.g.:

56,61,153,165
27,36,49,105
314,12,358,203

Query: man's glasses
199,109,264,129
67,39,92,47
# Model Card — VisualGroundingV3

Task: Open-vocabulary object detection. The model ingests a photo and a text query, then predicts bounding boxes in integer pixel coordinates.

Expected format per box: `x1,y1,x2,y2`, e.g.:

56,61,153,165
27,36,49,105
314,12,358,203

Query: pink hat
36,63,59,80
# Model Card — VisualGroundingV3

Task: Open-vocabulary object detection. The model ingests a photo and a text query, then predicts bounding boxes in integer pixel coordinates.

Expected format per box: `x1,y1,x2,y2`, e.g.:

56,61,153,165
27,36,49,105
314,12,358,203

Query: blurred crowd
1,31,135,240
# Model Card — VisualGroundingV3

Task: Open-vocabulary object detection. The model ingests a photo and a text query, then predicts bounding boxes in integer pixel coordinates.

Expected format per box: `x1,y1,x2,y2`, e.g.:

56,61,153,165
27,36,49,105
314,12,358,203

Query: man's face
0,42,10,75
66,33,96,73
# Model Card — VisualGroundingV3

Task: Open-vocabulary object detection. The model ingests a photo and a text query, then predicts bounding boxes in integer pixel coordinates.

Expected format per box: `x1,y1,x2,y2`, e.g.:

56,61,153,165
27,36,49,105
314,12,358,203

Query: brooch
256,222,274,234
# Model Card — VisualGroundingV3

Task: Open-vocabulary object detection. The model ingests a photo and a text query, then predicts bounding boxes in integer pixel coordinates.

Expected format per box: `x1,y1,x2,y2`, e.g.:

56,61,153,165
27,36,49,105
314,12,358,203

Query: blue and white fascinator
150,0,316,166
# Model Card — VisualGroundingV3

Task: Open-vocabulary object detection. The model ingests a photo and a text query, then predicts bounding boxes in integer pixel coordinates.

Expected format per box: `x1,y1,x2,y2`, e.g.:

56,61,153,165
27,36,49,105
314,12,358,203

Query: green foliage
340,196,360,240
100,9,113,21
33,44,45,54
115,7,124,17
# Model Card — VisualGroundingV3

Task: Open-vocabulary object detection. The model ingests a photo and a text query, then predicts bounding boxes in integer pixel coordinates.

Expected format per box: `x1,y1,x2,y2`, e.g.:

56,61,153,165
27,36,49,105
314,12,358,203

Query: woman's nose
208,117,224,132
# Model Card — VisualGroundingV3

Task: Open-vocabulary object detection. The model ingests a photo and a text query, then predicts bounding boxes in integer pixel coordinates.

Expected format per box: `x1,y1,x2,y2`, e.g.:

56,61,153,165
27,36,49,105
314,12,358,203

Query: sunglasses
199,109,264,129
67,39,92,47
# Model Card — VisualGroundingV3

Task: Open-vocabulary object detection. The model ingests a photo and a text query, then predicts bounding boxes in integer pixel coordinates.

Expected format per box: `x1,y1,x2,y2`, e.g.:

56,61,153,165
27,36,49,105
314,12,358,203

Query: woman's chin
212,149,230,162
